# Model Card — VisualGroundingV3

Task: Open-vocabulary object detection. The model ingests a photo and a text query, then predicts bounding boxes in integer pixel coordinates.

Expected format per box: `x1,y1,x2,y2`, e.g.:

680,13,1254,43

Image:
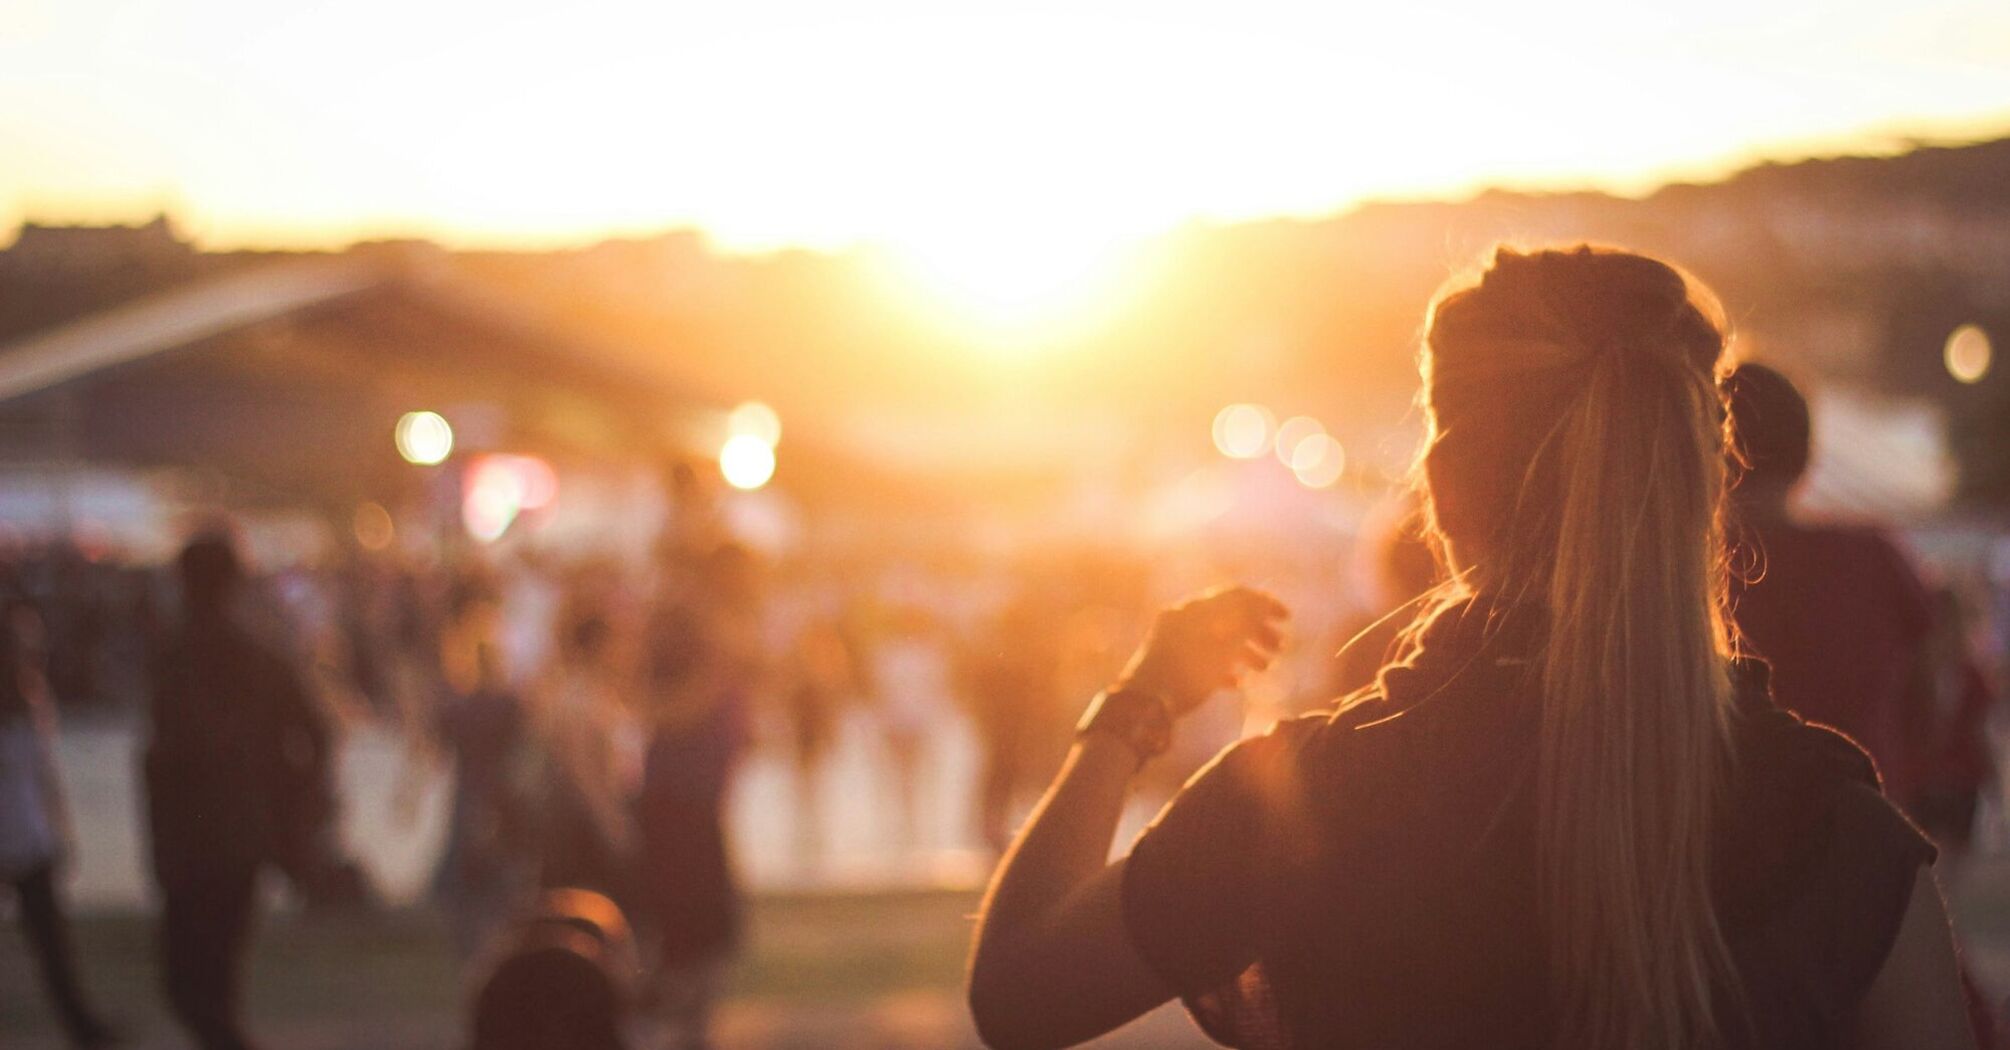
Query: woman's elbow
967,963,1065,1050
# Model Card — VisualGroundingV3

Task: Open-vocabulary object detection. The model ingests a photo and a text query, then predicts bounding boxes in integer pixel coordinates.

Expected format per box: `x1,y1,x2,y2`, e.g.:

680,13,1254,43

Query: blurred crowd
4,427,2010,1046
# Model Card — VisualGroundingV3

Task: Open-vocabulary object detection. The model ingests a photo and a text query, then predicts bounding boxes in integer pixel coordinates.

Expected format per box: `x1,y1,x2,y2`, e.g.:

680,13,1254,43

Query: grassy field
6,862,2009,1049
0,887,1209,1050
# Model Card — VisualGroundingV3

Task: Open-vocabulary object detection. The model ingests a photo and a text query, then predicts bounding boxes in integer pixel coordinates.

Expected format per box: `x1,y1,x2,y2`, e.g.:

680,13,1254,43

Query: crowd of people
3,248,2010,1048
0,499,1208,1048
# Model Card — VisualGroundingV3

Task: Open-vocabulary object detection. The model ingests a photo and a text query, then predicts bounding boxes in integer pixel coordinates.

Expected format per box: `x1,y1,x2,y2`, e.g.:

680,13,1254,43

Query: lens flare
395,411,454,465
729,401,783,446
1273,416,1325,466
720,434,777,490
1212,404,1275,460
352,501,395,551
1946,325,1992,384
1289,433,1346,488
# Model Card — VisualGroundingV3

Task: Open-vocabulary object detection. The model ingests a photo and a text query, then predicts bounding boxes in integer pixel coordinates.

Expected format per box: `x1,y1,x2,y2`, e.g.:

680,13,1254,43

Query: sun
875,218,1153,350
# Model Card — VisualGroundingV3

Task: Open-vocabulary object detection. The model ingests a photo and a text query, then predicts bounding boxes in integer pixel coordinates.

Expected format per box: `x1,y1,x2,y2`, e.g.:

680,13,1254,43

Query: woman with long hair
967,245,1972,1049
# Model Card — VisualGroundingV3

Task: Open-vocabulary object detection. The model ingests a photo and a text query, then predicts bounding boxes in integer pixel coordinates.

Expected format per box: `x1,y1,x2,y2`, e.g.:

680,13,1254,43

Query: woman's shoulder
1718,679,1937,1002
1727,661,1900,799
1184,714,1330,791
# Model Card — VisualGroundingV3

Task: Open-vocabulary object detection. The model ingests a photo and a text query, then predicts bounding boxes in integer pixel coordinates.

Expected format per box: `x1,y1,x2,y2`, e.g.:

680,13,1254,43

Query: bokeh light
351,501,395,551
1290,433,1346,488
491,454,559,510
1273,416,1325,466
462,457,523,542
1946,324,1993,384
729,401,783,447
394,410,454,465
1212,404,1275,460
458,454,559,544
720,434,778,490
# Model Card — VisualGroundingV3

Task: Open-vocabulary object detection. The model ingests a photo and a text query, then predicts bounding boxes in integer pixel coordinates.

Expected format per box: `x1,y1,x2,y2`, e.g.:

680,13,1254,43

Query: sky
4,0,2010,266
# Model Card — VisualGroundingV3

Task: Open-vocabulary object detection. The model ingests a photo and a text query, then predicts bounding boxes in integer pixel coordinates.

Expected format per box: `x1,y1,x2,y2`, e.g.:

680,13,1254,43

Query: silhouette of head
468,889,634,1050
1722,362,1811,497
177,531,243,620
1422,244,1728,575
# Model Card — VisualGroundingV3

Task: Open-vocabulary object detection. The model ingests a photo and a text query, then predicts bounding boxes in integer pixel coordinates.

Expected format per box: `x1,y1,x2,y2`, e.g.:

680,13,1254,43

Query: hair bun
1480,245,1704,363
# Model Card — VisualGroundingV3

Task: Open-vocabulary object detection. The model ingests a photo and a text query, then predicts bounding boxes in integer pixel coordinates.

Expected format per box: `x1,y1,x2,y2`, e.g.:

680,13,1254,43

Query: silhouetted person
636,544,755,1050
0,595,120,1048
1726,362,1997,1046
432,630,538,963
1724,364,1938,803
145,532,330,1050
963,589,1063,856
870,605,950,855
468,888,636,1050
780,614,849,874
536,611,637,902
1913,587,1998,856
969,248,1970,1049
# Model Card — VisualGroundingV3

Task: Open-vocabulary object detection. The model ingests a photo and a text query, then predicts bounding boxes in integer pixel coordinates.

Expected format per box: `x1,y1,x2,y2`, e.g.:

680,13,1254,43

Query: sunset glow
4,0,2008,266
879,222,1152,343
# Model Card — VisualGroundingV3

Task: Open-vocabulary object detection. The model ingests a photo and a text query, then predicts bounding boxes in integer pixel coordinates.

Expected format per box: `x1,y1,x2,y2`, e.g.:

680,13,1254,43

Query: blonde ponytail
1422,245,1739,1049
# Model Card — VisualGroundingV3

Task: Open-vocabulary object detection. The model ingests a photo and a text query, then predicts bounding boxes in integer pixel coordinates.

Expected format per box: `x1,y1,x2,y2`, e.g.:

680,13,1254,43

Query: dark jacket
1122,600,1934,1049
145,620,329,887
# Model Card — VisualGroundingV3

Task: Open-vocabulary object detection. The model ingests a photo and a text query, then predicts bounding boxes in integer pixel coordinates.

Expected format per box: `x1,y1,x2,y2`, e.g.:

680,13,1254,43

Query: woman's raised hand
1115,586,1289,717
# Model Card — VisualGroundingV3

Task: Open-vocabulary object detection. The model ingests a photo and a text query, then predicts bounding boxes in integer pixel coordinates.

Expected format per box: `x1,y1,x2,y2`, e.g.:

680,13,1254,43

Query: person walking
1724,362,2001,1045
635,544,757,1050
0,593,120,1048
145,532,331,1050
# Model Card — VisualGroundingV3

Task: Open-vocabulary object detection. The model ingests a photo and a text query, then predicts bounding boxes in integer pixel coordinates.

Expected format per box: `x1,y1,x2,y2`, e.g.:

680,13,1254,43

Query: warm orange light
8,5,2006,257
1273,416,1325,465
729,401,783,446
461,453,557,542
1212,404,1275,459
720,434,777,490
879,224,1151,349
1946,325,1992,384
395,411,454,465
463,467,519,543
352,501,395,551
1290,433,1346,488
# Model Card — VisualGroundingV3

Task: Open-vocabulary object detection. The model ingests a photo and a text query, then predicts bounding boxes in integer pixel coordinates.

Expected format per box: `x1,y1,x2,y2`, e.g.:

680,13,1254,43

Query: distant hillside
461,132,2010,495
6,134,2007,501
1692,136,2010,210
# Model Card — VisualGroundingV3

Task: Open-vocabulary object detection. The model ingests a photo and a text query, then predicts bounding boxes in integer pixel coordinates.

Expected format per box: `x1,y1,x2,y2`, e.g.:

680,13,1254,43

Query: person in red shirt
1724,363,1982,816
1915,586,2000,856
1726,363,1999,1045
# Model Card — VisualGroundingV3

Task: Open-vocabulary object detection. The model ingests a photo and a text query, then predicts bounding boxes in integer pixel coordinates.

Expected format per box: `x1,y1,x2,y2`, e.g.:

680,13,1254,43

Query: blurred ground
46,715,1015,912
0,888,1213,1049
8,860,2010,1050
12,726,2010,1048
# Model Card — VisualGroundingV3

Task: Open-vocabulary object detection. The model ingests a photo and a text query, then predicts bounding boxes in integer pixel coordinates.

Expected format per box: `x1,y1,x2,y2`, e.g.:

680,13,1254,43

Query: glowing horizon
9,113,2007,258
4,0,2010,294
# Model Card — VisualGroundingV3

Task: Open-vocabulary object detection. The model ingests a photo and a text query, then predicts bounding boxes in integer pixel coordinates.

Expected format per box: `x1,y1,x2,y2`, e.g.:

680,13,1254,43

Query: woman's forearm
971,735,1137,973
966,589,1287,1048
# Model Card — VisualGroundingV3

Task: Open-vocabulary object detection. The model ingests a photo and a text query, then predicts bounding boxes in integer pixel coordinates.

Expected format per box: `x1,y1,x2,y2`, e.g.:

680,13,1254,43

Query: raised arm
967,587,1286,1050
